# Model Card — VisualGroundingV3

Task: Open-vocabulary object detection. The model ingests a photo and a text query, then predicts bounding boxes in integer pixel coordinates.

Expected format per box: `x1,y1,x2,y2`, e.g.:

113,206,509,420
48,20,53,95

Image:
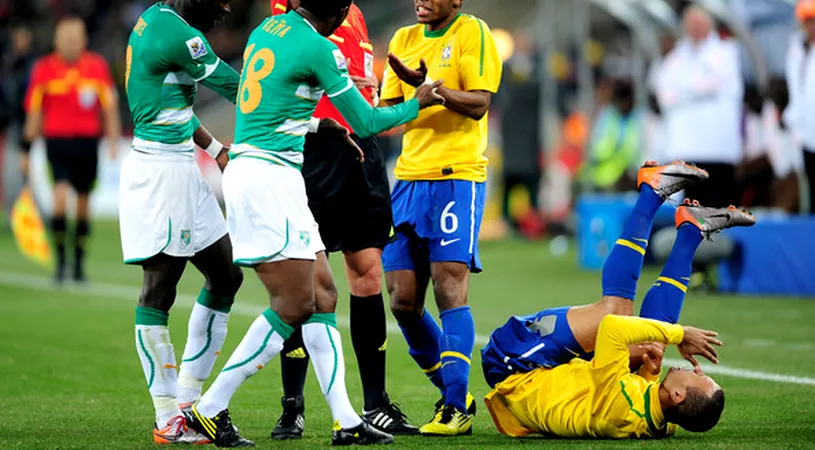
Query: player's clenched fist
415,79,445,108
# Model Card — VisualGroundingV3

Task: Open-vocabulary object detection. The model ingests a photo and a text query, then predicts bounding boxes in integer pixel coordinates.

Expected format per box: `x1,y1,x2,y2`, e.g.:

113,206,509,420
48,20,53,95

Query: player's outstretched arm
330,83,442,137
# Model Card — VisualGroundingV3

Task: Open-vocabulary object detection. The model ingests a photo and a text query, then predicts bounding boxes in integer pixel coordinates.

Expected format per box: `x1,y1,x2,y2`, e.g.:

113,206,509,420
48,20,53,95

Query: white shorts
223,157,324,266
119,150,228,263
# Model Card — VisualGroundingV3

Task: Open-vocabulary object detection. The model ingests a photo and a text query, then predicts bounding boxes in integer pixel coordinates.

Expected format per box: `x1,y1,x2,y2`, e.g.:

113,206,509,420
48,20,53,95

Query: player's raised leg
639,200,756,324
177,235,243,406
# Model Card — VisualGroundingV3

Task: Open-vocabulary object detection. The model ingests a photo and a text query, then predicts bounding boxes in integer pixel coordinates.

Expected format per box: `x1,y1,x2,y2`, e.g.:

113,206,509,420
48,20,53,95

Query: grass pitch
1,221,814,449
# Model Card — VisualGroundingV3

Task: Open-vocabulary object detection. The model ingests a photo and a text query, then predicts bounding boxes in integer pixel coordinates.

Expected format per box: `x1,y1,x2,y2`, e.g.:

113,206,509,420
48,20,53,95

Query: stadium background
1,0,814,448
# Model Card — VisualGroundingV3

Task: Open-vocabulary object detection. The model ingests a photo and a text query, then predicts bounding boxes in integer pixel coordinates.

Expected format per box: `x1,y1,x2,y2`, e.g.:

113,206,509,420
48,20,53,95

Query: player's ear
453,0,463,10
670,387,686,406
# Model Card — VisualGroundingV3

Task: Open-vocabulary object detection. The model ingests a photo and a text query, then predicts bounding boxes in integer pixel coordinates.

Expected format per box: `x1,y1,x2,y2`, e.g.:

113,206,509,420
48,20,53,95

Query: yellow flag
10,187,52,269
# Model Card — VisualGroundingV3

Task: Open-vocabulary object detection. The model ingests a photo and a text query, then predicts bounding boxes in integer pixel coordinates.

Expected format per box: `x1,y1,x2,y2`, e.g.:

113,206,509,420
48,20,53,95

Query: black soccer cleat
363,402,419,435
186,403,254,448
332,421,394,446
271,395,305,440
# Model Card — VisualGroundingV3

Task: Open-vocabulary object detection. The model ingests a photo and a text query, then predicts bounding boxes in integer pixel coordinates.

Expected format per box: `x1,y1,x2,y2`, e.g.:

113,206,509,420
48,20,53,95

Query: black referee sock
74,220,90,278
51,217,67,271
350,293,389,411
279,326,309,399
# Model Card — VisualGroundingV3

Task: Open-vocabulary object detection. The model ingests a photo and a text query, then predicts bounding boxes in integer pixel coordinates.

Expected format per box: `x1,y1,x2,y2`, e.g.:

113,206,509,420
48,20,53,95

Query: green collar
424,14,461,38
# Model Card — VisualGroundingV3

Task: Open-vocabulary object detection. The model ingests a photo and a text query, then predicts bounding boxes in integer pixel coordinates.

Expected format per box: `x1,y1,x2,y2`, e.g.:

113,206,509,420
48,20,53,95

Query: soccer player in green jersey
121,0,243,444
185,0,443,446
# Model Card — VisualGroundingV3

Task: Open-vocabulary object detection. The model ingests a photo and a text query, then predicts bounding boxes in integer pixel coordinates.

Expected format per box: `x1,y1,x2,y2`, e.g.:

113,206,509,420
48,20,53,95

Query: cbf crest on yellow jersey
381,14,502,182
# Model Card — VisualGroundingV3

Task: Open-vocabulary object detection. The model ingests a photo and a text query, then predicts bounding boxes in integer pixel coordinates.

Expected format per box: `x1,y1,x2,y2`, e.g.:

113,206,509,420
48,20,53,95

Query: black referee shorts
302,130,393,253
45,137,100,194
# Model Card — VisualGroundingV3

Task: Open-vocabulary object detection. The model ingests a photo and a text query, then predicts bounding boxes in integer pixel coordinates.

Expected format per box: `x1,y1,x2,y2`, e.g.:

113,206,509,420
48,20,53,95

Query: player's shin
195,309,292,418
639,224,703,323
439,306,475,414
350,293,389,410
302,313,363,429
135,306,182,426
398,310,445,394
177,289,232,405
601,185,664,301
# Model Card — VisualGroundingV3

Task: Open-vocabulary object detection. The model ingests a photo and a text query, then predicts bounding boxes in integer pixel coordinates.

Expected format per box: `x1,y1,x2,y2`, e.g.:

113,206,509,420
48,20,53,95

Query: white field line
1,270,814,387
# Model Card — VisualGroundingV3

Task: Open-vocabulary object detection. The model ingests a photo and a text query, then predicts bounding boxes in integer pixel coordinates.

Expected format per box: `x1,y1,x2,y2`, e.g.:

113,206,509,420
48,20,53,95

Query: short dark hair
664,387,725,432
300,0,352,20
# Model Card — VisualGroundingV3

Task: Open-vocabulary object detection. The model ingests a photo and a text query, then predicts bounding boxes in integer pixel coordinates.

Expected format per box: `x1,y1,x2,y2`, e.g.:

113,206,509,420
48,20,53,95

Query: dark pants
501,173,540,225
684,163,736,208
805,150,815,214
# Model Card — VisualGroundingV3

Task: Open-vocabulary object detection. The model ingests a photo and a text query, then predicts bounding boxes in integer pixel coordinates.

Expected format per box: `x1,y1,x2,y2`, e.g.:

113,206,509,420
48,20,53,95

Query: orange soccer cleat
675,199,757,239
637,161,709,199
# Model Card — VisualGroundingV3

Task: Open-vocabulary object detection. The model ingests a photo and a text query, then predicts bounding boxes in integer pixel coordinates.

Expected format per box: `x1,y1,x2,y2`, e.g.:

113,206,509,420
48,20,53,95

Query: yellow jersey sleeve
380,29,405,101
592,315,684,379
458,17,501,93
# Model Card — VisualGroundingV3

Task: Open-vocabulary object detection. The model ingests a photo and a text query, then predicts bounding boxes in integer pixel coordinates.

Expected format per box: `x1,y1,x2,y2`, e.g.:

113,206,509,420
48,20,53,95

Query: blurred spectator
1,25,36,133
22,17,120,284
654,5,743,207
784,0,815,214
763,77,802,213
496,31,542,233
584,80,641,192
736,83,774,208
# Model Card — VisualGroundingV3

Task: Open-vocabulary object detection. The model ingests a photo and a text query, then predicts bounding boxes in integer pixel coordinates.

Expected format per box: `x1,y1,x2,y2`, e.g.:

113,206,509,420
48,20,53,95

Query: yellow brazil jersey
381,14,502,182
485,315,683,439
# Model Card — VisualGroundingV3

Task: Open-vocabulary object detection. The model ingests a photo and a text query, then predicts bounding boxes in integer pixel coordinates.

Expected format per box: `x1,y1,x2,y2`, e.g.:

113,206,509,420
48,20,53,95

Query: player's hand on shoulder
415,79,445,109
319,118,365,163
215,145,230,172
387,53,427,87
678,326,723,368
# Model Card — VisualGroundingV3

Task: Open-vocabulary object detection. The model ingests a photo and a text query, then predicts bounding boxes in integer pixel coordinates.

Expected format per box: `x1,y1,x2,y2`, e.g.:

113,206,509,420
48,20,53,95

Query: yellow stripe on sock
441,351,471,365
423,362,442,373
616,239,646,255
657,276,688,293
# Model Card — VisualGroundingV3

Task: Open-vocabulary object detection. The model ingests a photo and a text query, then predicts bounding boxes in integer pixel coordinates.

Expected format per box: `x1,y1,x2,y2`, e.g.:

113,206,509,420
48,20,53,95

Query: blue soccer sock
398,310,445,394
639,224,703,323
439,306,475,414
601,185,664,300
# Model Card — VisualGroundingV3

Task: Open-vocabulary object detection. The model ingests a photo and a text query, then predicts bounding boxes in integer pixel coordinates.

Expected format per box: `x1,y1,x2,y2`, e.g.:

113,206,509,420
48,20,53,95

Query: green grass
1,221,814,449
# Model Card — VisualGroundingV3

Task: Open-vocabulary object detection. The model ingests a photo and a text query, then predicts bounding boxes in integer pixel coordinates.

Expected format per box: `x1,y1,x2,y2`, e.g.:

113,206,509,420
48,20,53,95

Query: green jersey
232,11,420,169
125,2,239,154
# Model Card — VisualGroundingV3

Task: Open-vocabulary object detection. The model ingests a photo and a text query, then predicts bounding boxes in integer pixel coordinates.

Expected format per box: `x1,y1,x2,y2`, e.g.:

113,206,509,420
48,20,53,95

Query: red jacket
271,1,375,133
25,51,114,138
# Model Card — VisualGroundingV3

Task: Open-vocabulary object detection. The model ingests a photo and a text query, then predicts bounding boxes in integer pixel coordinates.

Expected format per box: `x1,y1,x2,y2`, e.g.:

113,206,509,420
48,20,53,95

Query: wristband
308,117,320,134
204,139,224,158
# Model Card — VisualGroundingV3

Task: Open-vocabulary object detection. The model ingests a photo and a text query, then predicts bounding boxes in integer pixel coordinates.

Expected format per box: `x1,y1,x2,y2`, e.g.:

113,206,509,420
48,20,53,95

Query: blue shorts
481,307,593,388
382,180,485,273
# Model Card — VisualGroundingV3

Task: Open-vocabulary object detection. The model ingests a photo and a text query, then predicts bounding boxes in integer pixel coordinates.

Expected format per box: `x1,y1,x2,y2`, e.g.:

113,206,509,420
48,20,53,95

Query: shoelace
385,402,410,421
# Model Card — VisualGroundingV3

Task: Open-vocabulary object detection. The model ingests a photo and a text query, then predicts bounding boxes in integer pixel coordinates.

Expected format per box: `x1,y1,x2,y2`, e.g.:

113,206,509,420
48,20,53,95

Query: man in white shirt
785,0,815,214
655,6,743,207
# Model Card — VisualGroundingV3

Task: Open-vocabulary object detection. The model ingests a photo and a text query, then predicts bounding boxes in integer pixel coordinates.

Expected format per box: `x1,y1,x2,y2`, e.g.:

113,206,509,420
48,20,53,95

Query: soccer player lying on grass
482,161,757,438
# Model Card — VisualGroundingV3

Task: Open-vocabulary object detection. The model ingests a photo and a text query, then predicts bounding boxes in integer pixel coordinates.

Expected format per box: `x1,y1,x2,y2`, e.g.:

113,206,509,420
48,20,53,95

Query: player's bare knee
225,264,244,295
432,275,468,312
138,282,176,312
349,270,382,297
390,295,421,324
